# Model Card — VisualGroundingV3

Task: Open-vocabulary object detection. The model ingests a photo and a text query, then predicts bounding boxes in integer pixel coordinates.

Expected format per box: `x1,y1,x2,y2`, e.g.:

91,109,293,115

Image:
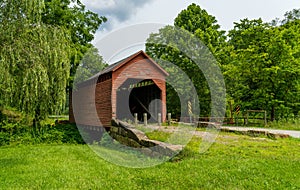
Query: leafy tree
146,4,226,118
282,8,300,24
147,29,202,118
279,14,300,118
41,0,107,86
42,0,106,46
174,3,226,54
0,0,71,126
41,0,107,114
74,46,108,84
226,18,300,121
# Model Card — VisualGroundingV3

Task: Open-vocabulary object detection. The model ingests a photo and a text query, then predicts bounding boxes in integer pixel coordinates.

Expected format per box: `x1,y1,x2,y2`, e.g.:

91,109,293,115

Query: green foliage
174,3,226,54
0,106,29,124
74,46,108,84
0,107,84,145
146,4,226,118
41,0,107,86
282,8,300,24
0,122,85,146
267,117,300,131
99,132,114,147
146,26,205,117
42,0,106,46
0,0,71,123
0,0,106,123
147,4,299,123
226,18,300,121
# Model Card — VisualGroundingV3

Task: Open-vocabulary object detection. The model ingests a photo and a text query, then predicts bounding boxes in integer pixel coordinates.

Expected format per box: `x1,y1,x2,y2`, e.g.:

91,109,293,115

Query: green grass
224,118,300,131
266,119,300,131
146,130,172,142
1,132,300,189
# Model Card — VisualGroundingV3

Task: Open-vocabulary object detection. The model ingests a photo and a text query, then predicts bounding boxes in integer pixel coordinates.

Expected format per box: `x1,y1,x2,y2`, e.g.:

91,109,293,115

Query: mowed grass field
1,132,300,189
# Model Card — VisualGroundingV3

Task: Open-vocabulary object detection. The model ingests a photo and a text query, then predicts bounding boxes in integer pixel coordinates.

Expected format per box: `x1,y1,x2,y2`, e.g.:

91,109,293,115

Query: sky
81,0,300,62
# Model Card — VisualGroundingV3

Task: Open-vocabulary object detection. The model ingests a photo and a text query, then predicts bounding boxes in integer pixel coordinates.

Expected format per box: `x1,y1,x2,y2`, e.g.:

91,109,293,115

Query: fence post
245,111,249,125
168,113,171,126
134,113,138,125
144,113,147,126
158,113,161,126
264,111,267,126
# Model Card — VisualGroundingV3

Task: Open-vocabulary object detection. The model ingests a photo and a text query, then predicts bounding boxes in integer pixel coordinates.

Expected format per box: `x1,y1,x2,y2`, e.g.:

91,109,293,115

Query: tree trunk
271,105,275,121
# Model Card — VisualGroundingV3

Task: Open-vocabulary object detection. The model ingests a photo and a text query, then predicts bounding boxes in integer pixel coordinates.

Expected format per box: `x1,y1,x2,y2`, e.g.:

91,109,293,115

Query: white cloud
82,0,116,9
83,0,300,47
82,0,154,30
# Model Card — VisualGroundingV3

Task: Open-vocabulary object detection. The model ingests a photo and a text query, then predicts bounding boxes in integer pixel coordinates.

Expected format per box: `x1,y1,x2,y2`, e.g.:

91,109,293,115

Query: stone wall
110,118,183,157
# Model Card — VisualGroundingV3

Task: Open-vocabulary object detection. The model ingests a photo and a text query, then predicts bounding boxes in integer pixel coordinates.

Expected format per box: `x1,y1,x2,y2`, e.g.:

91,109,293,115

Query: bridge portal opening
117,79,162,123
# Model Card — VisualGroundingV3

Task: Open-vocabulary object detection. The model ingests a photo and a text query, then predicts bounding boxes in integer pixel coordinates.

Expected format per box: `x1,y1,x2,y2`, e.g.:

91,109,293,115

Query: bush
0,132,10,146
0,121,85,146
0,106,86,146
49,123,85,144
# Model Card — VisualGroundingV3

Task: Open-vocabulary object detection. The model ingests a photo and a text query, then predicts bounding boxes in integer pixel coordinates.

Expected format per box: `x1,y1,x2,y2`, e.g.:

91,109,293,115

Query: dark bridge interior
117,79,161,122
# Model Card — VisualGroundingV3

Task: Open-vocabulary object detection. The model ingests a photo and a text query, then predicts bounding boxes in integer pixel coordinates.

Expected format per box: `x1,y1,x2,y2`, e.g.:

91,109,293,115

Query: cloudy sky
81,0,299,61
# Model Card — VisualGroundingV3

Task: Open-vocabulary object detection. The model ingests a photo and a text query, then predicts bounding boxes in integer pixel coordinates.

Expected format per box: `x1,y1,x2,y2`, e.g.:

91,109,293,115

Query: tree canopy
174,3,226,54
0,0,106,125
225,15,300,120
147,4,300,121
74,46,108,84
146,4,226,118
41,0,107,86
1,1,299,124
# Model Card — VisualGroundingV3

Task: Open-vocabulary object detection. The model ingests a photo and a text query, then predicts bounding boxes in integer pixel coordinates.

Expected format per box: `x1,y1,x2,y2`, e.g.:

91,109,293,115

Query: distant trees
74,46,108,84
281,8,300,24
226,17,300,121
147,4,300,121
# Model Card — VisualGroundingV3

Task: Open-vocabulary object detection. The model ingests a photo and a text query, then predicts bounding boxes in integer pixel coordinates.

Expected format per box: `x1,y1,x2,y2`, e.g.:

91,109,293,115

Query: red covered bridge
70,50,168,128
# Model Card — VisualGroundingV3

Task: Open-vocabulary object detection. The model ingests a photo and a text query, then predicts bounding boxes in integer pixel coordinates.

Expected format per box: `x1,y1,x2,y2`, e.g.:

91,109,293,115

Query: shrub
0,117,85,146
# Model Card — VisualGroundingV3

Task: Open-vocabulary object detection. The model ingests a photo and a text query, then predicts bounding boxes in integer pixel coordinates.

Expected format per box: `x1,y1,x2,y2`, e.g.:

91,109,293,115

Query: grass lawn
1,132,300,189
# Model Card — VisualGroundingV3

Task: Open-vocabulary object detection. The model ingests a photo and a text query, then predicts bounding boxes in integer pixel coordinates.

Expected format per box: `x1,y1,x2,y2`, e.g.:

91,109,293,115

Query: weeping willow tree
0,0,71,125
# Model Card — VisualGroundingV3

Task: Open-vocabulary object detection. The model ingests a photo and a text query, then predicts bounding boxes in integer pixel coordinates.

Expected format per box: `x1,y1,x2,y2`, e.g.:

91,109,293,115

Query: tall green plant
0,0,71,125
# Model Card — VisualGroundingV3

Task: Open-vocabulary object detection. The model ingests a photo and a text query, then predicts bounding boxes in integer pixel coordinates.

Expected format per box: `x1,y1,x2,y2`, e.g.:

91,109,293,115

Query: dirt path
142,125,300,139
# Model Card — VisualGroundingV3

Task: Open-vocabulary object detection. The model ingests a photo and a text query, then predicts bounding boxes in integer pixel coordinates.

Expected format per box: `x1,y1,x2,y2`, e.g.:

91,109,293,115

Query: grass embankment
1,131,300,189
